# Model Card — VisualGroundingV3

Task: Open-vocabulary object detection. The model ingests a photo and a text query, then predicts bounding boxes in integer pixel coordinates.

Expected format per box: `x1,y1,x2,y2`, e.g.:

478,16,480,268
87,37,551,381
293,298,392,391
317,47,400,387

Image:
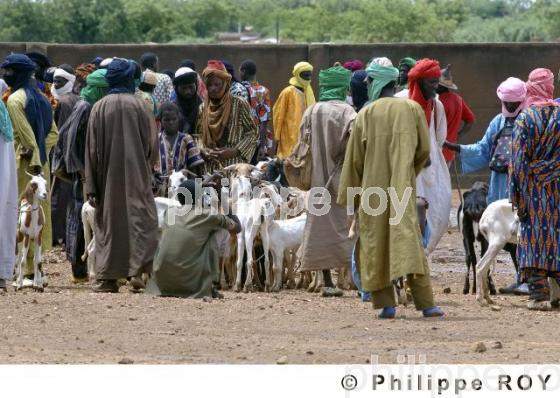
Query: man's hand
443,141,461,153
213,148,240,161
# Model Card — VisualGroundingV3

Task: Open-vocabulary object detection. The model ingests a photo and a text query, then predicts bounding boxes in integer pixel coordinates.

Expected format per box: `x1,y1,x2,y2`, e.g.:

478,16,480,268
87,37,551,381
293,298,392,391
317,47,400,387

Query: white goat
81,200,96,279
265,212,307,292
476,199,560,307
15,174,48,292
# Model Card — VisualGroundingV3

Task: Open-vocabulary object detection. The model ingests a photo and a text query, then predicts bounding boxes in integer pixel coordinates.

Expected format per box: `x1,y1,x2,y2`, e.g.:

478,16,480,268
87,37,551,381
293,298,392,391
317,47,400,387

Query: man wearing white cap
172,67,201,134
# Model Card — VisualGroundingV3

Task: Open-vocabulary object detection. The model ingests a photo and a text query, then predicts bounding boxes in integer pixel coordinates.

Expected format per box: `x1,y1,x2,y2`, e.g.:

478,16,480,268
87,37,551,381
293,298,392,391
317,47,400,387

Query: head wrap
91,57,104,67
369,57,393,68
1,53,52,164
343,60,364,72
318,65,352,102
80,69,109,104
201,60,233,148
408,58,441,124
174,67,198,86
25,51,50,80
525,68,556,108
399,57,417,69
106,58,136,94
50,68,76,99
142,70,158,86
0,99,14,142
99,57,114,69
350,70,368,112
496,77,527,117
365,63,399,102
75,63,96,84
289,61,316,107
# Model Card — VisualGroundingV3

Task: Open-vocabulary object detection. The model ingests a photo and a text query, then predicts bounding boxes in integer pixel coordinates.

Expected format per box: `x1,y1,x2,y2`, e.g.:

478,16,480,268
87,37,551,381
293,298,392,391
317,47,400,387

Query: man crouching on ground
146,179,241,299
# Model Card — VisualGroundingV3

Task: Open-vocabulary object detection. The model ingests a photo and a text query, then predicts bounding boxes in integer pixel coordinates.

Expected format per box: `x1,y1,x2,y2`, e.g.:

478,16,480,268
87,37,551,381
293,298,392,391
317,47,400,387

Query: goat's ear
463,191,471,200
31,182,38,192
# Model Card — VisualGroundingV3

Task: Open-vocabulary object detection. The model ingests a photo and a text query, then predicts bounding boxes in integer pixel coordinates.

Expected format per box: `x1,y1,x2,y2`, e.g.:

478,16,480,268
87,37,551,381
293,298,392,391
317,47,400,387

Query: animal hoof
489,288,497,296
462,288,469,295
234,284,242,293
34,286,44,293
243,284,253,293
476,298,488,307
306,285,315,293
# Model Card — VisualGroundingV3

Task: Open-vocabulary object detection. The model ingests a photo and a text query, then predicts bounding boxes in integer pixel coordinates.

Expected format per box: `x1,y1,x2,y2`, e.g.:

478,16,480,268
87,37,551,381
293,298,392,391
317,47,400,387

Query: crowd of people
0,50,558,319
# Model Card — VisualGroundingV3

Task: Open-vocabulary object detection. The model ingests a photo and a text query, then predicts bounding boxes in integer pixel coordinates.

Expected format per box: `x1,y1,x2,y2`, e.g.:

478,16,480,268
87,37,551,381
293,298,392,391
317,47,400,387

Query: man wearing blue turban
85,58,159,293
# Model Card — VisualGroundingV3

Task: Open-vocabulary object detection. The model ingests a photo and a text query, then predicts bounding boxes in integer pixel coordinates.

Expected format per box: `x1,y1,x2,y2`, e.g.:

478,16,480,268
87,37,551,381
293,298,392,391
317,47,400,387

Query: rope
452,156,463,231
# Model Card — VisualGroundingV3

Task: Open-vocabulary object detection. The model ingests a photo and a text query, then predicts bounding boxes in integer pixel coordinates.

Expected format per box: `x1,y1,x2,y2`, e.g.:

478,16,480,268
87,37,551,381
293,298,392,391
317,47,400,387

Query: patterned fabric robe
510,105,560,272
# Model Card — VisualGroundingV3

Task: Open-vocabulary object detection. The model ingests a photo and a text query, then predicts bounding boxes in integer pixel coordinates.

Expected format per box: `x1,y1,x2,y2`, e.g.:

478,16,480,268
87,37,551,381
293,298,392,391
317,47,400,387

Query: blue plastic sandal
422,306,444,318
378,306,396,319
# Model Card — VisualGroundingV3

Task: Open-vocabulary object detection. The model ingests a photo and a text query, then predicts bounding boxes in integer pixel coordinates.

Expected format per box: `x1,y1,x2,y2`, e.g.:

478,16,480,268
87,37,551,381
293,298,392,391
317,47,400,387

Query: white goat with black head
15,173,48,292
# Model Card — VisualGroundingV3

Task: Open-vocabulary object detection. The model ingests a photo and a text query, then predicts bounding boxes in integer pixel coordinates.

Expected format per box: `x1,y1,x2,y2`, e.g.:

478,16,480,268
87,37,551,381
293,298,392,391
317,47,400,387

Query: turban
399,57,417,69
142,70,158,86
496,77,527,117
369,57,393,68
51,68,76,99
106,58,136,94
350,70,368,112
365,63,399,102
318,65,352,102
80,69,109,104
525,68,556,108
75,63,96,83
0,53,37,73
99,57,114,69
25,52,50,70
174,67,198,86
343,59,364,72
1,53,52,164
289,61,316,107
408,58,441,124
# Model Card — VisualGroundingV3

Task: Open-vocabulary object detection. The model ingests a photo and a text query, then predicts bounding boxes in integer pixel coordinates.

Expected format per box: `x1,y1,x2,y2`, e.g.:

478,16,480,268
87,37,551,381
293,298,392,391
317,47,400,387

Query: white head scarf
50,68,76,99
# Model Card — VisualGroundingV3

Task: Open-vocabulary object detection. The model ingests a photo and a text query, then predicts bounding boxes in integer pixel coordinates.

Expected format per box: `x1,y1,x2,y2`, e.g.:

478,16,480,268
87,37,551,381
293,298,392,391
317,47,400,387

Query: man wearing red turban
407,59,452,257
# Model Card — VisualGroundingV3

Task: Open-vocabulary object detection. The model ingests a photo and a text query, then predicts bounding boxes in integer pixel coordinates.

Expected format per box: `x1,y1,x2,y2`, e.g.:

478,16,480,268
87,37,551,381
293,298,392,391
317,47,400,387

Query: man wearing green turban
318,65,352,102
80,69,109,105
297,65,356,297
338,59,444,319
396,57,417,94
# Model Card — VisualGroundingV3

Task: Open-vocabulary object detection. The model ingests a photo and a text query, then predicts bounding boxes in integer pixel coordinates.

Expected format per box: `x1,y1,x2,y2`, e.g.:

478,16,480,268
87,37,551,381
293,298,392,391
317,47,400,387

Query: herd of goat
13,157,560,306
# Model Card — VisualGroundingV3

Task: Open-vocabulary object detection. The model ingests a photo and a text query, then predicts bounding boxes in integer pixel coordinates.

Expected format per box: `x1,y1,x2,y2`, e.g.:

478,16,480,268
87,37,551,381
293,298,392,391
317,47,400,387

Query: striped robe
195,96,258,173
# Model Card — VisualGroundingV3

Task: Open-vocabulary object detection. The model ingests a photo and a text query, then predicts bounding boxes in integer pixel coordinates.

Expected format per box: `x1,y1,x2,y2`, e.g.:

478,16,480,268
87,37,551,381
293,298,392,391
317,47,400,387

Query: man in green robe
337,62,444,319
146,179,241,298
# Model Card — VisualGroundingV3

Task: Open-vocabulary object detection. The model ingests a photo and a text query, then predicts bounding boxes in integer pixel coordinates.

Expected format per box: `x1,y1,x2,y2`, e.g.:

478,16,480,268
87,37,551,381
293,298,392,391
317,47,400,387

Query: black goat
457,181,498,295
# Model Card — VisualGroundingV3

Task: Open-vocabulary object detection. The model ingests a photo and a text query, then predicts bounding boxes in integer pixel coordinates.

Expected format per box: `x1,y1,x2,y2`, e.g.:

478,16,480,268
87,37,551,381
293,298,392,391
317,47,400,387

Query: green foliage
1,0,560,43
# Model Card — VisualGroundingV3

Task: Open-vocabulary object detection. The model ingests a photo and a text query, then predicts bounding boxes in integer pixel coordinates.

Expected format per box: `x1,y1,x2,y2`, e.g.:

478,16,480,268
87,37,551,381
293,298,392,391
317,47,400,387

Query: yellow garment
272,86,305,159
7,89,58,273
289,61,316,107
337,97,430,292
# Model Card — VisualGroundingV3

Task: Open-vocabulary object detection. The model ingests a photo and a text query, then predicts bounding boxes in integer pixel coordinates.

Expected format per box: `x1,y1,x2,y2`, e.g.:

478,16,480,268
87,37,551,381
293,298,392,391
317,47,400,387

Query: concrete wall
2,42,559,185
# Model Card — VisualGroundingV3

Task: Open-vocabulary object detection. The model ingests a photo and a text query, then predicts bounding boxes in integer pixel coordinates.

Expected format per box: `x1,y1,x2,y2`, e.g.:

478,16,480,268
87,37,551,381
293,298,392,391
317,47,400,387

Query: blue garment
460,113,512,204
351,244,371,302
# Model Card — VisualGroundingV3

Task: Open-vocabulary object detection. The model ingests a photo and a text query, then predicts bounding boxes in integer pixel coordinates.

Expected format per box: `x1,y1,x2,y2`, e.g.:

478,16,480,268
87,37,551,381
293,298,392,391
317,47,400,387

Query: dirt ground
1,191,559,365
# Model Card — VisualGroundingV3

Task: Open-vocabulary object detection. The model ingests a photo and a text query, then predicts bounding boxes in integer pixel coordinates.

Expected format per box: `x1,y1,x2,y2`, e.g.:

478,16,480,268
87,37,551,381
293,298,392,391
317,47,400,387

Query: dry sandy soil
1,191,559,365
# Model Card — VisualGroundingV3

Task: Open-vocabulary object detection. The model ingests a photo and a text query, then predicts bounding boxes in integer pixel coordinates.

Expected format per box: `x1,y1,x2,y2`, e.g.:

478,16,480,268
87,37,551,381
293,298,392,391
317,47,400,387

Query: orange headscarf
201,60,232,148
408,58,441,124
